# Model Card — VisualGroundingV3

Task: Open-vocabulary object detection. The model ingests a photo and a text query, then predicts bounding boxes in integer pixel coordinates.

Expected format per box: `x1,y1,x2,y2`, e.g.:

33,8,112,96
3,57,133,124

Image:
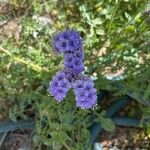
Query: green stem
0,47,48,73
107,0,122,36
63,142,71,150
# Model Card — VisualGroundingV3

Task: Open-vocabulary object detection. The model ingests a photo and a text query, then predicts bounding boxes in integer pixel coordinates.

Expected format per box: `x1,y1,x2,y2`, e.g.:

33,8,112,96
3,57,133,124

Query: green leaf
92,18,103,26
100,117,116,132
96,28,105,35
141,107,150,115
95,111,116,132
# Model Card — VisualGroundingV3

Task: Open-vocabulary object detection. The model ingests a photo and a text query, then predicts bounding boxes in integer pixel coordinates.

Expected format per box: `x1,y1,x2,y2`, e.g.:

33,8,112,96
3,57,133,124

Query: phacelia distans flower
52,29,83,54
48,29,97,109
72,77,97,109
64,48,84,74
48,70,71,102
64,59,84,75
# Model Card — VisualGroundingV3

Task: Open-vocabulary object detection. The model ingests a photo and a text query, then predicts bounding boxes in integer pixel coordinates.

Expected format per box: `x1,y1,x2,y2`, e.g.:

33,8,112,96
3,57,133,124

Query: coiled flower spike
48,29,97,109
52,29,83,54
72,77,97,109
48,70,71,102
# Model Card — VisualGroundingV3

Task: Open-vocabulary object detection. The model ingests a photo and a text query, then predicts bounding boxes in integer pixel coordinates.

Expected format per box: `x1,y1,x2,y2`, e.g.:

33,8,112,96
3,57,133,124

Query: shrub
0,0,150,149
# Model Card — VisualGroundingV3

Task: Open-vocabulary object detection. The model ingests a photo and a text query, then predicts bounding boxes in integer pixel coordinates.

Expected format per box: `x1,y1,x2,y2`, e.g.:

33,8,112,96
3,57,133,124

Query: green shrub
0,0,150,149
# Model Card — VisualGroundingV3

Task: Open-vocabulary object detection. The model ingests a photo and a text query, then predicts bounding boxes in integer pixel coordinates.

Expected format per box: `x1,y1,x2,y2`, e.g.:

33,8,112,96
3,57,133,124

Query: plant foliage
0,0,150,149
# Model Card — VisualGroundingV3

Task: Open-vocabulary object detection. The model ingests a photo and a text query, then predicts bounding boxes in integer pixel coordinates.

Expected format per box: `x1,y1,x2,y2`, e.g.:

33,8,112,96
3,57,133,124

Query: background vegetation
0,0,150,149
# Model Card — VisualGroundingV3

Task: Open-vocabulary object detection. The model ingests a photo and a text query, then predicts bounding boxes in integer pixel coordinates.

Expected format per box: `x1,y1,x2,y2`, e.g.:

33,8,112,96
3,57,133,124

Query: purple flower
63,70,79,82
64,53,74,63
74,49,84,61
64,49,84,62
48,70,71,102
51,29,82,54
72,77,97,109
64,50,84,74
64,61,84,75
49,29,97,109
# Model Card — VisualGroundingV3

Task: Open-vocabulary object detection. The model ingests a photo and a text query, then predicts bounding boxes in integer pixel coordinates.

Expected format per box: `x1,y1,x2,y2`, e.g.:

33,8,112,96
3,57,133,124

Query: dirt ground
99,127,150,150
0,127,149,150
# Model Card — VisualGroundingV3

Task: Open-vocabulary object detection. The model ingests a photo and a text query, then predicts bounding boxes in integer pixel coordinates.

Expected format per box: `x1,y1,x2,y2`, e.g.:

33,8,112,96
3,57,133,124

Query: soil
99,127,150,150
0,127,149,150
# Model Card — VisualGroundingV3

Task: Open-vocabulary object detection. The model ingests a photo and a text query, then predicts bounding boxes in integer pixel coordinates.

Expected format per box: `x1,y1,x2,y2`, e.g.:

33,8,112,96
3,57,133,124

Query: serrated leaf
94,111,116,132
100,117,116,132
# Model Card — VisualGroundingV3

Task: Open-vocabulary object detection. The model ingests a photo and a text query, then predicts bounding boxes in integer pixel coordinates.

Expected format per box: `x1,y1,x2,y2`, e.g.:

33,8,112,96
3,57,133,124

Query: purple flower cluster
64,50,84,74
48,70,71,102
73,77,97,109
52,30,82,54
48,29,97,109
52,29,84,75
